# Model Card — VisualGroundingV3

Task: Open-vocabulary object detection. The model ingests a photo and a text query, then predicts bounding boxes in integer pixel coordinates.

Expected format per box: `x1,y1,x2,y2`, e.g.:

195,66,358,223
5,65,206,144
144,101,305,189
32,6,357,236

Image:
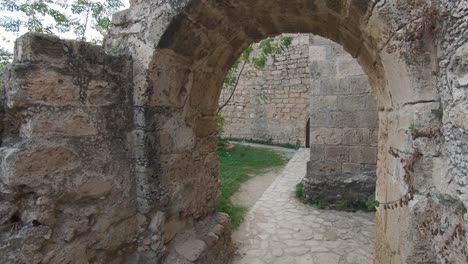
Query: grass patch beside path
218,144,288,228
226,137,301,149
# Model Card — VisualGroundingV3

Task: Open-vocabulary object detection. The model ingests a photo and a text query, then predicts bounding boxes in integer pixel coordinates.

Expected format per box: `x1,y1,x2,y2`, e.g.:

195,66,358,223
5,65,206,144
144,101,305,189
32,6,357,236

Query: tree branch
217,60,247,115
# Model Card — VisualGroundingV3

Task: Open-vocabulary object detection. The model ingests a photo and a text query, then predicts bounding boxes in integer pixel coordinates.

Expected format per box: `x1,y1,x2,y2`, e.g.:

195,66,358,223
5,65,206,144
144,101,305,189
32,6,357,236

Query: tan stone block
175,239,207,262
349,146,377,164
87,80,116,106
308,162,342,176
31,110,97,137
94,217,138,250
324,146,349,162
336,95,366,111
24,69,79,106
342,163,361,173
309,46,327,61
4,146,80,186
342,128,368,145
310,128,342,145
310,96,338,112
66,173,113,199
337,57,364,78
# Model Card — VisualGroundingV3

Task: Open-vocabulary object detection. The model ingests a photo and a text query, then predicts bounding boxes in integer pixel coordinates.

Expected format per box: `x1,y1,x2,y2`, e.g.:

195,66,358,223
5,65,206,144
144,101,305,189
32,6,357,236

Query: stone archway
107,0,461,263
1,0,467,263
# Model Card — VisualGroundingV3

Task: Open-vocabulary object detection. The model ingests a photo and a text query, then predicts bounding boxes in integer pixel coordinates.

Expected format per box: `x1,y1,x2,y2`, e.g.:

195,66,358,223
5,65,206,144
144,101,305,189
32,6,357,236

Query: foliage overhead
0,0,123,42
219,35,293,114
71,0,123,40
0,0,71,34
223,36,293,90
0,0,123,88
0,48,12,91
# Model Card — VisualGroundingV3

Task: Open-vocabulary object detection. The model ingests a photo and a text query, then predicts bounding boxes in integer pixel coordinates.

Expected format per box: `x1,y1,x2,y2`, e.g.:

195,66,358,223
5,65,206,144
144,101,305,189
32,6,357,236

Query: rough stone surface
232,149,375,264
304,36,378,203
220,33,378,204
175,239,207,261
1,0,468,263
1,33,137,263
220,34,311,146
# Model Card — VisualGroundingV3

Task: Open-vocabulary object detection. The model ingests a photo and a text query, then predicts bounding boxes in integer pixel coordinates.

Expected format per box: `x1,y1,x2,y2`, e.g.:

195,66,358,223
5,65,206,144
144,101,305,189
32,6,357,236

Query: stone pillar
303,36,378,203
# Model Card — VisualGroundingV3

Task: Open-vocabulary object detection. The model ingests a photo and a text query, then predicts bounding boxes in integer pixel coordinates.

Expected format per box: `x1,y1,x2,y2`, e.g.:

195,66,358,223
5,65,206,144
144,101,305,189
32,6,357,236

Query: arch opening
1,0,465,263
138,0,442,263
215,33,379,262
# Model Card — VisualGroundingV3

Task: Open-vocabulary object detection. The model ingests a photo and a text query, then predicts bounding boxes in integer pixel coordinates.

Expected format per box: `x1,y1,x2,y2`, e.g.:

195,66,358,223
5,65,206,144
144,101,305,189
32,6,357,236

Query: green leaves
219,35,293,113
0,48,13,91
0,1,125,90
0,0,71,34
0,48,13,63
0,0,123,41
281,36,293,47
71,0,123,40
223,35,292,89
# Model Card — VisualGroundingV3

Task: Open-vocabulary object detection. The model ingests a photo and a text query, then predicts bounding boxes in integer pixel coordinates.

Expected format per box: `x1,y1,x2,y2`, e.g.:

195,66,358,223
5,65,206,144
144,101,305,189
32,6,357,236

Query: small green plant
431,108,443,121
308,198,329,209
216,114,230,148
0,47,12,92
365,195,380,211
109,45,128,56
295,140,301,149
295,182,304,199
337,199,352,209
303,195,378,212
216,115,225,138
409,123,419,135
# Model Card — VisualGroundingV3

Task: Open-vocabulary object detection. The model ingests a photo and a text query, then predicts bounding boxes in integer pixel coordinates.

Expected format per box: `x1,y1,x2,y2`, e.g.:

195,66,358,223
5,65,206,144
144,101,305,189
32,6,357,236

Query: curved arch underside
2,0,466,263
141,0,443,263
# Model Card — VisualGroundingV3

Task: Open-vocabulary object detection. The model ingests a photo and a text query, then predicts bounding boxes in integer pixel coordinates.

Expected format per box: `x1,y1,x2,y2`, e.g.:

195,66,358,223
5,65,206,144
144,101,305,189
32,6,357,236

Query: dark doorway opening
306,118,310,148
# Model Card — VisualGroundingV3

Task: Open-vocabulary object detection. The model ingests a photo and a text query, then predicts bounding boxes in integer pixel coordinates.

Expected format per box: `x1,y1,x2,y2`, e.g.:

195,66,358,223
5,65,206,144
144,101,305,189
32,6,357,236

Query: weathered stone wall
304,36,378,203
111,1,466,263
220,34,311,146
1,0,468,263
220,32,378,202
0,34,137,263
0,32,234,264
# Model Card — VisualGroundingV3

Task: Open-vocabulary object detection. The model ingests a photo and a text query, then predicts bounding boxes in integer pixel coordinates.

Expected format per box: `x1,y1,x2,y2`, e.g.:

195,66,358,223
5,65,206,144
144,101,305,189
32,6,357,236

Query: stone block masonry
220,34,311,146
2,0,468,263
304,36,378,203
219,33,378,203
0,33,137,263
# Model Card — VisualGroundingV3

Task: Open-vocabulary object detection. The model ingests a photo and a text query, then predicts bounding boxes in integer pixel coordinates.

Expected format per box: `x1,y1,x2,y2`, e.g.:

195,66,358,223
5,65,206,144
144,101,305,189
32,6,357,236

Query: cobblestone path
231,149,376,264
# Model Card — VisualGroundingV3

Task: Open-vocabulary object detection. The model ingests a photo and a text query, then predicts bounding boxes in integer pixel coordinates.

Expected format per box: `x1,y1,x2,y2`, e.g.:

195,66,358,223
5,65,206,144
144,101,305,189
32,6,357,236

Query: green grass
217,144,287,228
295,182,304,199
305,195,378,212
225,137,302,149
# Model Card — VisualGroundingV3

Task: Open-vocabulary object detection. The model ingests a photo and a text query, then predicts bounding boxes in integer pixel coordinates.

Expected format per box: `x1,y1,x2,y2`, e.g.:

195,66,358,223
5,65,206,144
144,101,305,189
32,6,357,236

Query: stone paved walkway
231,149,376,264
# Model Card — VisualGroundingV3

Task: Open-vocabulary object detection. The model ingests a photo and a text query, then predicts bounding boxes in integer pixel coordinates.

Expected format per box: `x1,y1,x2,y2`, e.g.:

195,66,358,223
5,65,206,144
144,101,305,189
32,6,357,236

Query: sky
0,0,130,53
